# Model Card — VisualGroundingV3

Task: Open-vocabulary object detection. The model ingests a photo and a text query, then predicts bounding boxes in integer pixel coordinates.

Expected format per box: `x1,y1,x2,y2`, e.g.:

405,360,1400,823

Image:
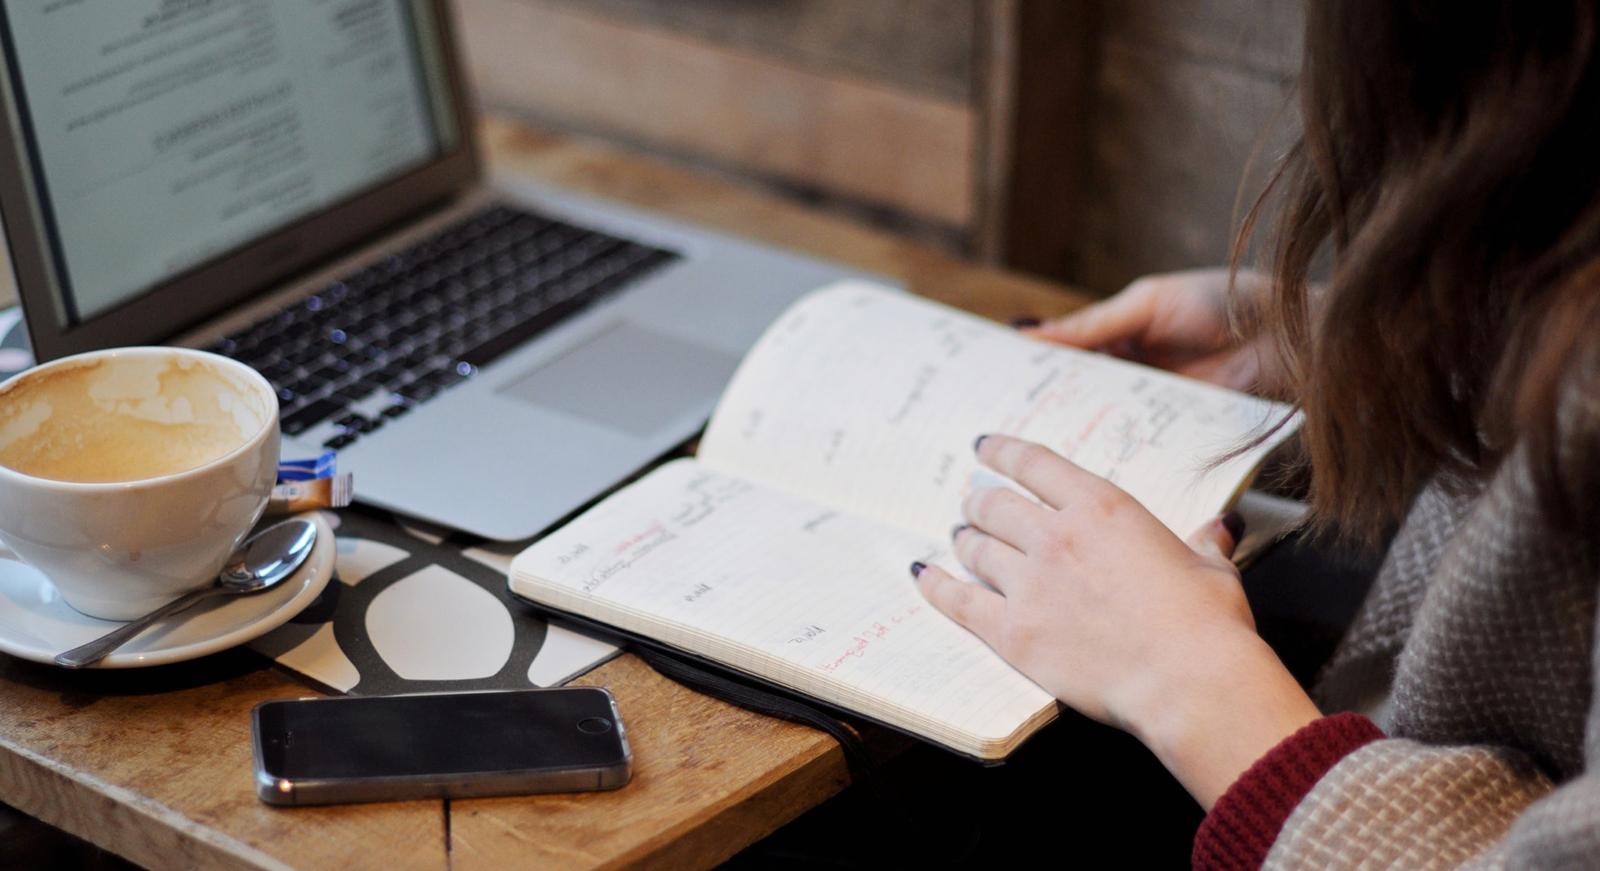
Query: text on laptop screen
0,0,455,322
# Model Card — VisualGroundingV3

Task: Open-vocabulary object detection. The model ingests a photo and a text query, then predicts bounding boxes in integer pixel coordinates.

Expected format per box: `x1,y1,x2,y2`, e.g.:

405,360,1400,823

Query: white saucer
0,513,336,668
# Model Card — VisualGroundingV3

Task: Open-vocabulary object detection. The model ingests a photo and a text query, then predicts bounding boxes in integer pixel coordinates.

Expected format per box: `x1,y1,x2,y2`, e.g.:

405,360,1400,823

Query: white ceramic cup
0,347,279,620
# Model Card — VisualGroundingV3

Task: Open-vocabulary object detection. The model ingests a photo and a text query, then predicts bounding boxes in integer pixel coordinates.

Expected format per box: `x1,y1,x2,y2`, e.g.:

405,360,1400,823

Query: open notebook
509,281,1298,760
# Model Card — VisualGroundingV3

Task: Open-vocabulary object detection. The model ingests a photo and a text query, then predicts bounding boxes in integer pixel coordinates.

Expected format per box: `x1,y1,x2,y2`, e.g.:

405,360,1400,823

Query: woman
912,2,1600,867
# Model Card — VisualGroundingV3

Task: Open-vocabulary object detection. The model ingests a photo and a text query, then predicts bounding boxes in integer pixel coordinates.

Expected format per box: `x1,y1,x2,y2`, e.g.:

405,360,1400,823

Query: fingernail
951,524,969,540
1008,316,1040,329
1222,511,1246,541
909,561,927,579
974,434,989,453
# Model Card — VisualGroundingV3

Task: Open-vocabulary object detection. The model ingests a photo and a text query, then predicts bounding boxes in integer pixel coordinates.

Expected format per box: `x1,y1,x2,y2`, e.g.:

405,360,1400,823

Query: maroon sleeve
1191,712,1386,871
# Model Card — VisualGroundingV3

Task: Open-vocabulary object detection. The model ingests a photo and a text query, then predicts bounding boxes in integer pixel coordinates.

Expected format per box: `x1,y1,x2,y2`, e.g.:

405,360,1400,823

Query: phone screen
255,688,625,780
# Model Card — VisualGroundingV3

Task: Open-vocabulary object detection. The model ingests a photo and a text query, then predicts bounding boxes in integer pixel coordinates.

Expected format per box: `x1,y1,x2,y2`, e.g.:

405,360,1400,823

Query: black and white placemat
250,508,619,695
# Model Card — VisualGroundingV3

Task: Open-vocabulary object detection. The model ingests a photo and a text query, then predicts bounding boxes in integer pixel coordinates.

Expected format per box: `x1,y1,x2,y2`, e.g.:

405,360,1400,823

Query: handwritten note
699,282,1298,540
511,460,1055,749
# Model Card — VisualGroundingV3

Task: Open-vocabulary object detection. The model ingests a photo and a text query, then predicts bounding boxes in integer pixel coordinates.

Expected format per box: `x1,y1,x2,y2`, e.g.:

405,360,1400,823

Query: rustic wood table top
0,115,1091,870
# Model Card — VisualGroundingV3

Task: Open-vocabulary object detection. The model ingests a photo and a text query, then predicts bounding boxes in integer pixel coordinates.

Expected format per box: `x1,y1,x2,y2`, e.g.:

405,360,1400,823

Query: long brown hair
1238,1,1600,544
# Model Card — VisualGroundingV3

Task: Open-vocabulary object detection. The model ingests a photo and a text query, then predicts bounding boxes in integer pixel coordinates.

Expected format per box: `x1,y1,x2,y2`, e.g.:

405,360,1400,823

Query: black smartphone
251,687,632,806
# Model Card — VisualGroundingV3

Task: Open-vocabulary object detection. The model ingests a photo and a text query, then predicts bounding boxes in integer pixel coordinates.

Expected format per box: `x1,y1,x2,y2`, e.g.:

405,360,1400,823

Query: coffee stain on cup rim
0,347,279,490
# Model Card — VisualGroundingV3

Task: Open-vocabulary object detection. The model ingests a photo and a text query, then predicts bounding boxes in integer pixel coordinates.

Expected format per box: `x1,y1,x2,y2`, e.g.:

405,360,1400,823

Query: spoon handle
54,586,222,669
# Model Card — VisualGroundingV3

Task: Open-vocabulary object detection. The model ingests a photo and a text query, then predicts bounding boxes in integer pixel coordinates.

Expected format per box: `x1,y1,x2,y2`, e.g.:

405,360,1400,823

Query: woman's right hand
1024,267,1279,394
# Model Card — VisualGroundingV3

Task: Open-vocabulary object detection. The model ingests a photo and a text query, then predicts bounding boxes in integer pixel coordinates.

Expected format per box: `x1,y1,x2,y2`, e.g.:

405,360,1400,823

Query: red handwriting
1076,401,1114,444
816,604,926,673
613,521,666,556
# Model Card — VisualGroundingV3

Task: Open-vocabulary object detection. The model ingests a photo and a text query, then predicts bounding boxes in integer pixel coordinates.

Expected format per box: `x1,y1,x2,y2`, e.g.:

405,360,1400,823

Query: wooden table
0,116,1090,870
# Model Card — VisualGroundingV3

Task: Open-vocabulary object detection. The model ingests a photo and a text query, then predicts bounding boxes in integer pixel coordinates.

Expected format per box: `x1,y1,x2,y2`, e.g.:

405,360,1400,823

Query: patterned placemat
250,507,619,695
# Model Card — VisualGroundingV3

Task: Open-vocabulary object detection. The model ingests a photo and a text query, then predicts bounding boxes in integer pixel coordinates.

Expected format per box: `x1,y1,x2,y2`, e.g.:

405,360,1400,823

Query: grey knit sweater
1262,437,1600,867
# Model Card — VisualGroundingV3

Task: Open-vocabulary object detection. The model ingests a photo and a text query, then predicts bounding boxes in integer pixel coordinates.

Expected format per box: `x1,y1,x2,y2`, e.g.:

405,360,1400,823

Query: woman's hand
911,434,1322,808
1023,268,1281,394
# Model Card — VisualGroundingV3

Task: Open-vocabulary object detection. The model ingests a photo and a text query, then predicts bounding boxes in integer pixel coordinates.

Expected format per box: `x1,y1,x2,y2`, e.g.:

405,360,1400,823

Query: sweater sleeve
1258,738,1555,870
1192,713,1385,870
1256,527,1600,870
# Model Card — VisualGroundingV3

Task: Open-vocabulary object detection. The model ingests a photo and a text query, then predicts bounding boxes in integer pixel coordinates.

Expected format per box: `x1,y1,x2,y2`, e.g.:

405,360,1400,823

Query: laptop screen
0,0,458,324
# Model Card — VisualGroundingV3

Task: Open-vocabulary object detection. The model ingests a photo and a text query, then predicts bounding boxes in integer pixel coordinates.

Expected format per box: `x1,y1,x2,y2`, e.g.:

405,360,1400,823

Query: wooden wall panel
453,0,976,228
1059,1,1302,293
973,0,1301,294
1074,28,1299,292
1097,0,1302,78
973,1,1098,277
448,0,1303,292
537,0,975,101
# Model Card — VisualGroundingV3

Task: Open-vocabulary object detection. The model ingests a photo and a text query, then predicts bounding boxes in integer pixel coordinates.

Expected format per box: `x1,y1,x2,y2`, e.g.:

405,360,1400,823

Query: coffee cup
0,347,279,620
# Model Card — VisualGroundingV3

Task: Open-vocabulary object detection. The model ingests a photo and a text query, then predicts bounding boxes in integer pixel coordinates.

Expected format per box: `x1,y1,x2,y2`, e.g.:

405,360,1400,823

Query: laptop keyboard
204,204,681,449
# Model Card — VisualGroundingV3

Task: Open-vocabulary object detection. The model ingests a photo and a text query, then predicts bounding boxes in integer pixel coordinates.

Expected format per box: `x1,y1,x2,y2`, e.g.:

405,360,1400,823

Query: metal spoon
54,518,319,669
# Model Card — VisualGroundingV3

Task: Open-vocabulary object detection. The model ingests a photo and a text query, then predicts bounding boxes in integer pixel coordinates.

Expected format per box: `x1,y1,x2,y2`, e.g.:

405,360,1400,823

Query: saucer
0,512,336,668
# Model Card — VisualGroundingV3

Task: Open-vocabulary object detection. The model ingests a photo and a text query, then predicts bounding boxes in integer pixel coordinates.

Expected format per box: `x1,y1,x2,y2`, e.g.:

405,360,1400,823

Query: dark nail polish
951,524,969,540
1222,511,1246,542
1008,316,1041,329
974,434,988,453
909,561,927,579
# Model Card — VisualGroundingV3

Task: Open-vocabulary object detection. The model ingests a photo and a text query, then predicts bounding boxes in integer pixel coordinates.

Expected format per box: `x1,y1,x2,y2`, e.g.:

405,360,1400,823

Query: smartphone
251,687,632,806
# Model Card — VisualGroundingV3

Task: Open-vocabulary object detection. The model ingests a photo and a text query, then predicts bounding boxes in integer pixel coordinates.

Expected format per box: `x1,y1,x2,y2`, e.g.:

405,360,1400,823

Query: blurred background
0,0,1300,321
456,0,1302,295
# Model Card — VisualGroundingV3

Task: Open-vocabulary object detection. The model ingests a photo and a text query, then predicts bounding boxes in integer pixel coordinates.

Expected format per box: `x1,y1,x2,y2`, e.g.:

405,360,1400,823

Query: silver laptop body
0,0,878,540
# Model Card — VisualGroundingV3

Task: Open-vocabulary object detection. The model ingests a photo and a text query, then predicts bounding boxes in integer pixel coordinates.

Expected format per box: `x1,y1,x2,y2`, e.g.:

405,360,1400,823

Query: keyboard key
323,433,358,449
334,413,381,434
336,383,376,403
282,377,320,398
372,363,409,386
416,364,467,389
306,364,348,383
285,345,327,368
260,361,294,384
397,381,437,402
280,398,346,435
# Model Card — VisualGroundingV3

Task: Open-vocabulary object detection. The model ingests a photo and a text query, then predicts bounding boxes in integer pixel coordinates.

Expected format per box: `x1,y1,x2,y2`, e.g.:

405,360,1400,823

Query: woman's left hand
911,434,1323,808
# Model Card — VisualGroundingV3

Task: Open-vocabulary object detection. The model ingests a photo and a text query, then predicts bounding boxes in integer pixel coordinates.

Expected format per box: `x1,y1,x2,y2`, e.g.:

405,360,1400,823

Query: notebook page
698,282,1298,541
509,459,1056,753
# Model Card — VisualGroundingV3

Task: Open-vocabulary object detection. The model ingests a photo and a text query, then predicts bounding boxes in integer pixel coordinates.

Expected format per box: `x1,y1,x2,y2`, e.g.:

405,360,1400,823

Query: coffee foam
0,355,270,483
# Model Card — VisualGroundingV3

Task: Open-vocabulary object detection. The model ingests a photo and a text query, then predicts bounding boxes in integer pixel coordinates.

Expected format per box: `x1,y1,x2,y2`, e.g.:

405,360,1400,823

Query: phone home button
577,717,612,735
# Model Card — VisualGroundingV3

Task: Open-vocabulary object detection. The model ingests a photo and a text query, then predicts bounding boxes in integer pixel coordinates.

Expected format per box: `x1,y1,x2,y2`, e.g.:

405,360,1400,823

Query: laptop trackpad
494,322,739,437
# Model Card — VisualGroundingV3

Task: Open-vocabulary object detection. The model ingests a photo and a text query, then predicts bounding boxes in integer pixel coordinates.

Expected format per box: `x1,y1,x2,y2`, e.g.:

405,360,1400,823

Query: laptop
0,0,876,540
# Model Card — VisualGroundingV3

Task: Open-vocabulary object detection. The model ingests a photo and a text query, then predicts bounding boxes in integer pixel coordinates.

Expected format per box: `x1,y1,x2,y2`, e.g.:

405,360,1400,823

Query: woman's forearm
1129,633,1324,810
